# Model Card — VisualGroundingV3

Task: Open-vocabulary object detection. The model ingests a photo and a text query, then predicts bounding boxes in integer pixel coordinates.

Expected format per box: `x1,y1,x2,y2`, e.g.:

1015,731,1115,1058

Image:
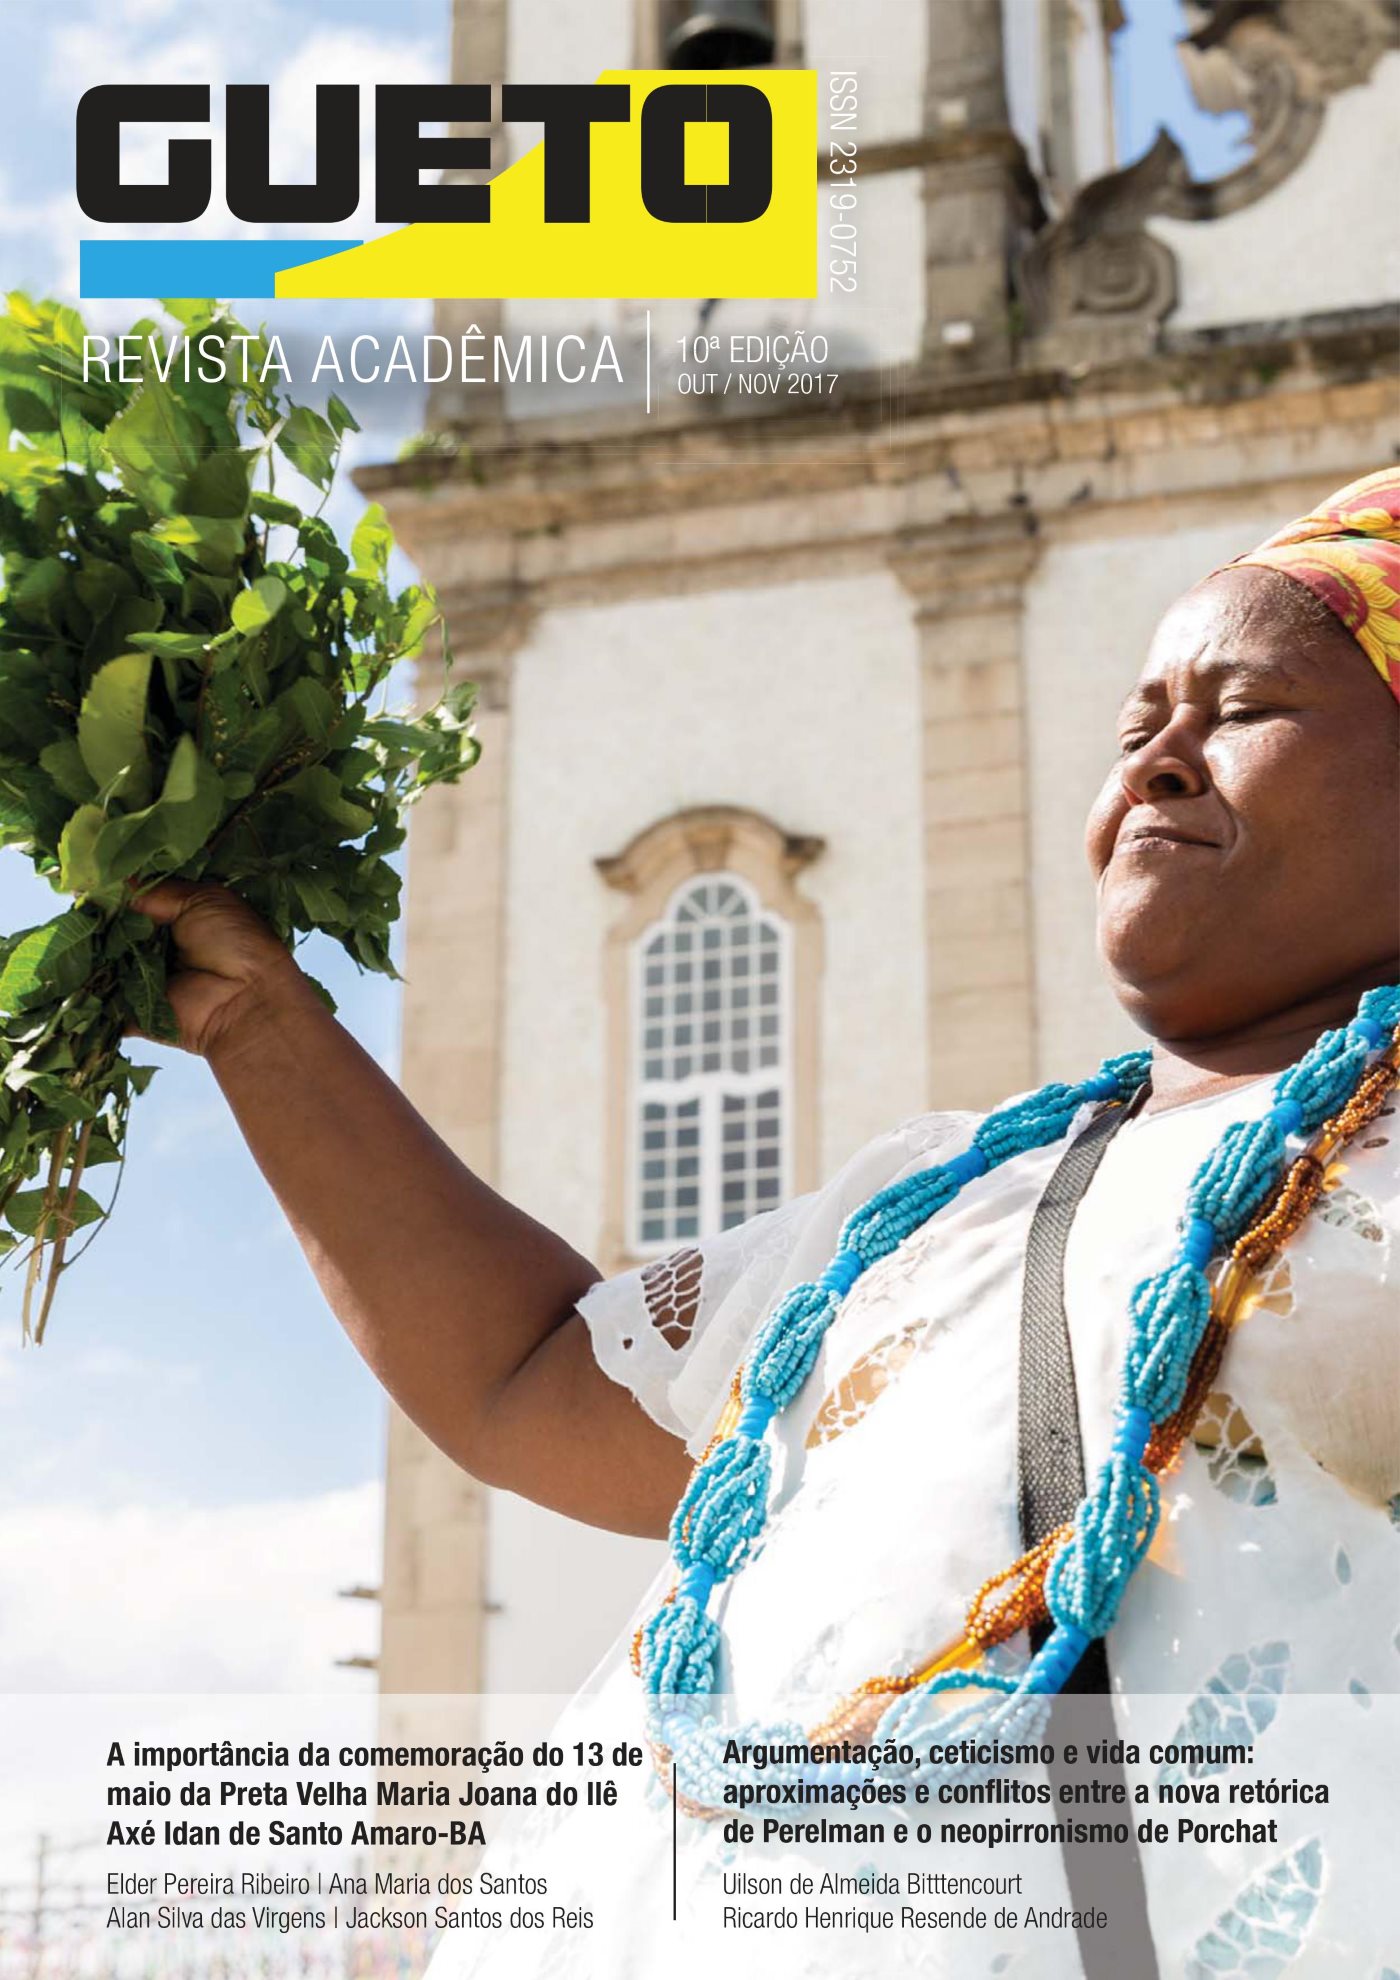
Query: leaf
351,503,392,579
77,652,153,806
230,574,288,634
127,630,212,658
280,677,337,745
398,586,438,658
0,664,63,755
129,531,185,589
49,304,87,357
277,406,337,490
87,596,164,667
291,872,350,924
301,973,338,1016
283,764,374,840
181,447,250,520
250,491,303,526
10,1075,99,1124
6,1186,105,1236
151,512,245,576
364,716,433,759
92,734,225,882
326,394,360,438
0,910,96,1013
39,738,98,804
118,942,175,1040
3,384,61,437
0,764,74,853
13,555,71,625
159,296,220,329
57,805,111,899
104,376,208,516
4,291,43,329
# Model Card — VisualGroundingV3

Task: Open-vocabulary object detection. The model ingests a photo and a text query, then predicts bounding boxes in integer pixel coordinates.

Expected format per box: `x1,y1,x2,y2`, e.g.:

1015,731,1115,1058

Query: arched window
596,807,823,1269
634,875,788,1248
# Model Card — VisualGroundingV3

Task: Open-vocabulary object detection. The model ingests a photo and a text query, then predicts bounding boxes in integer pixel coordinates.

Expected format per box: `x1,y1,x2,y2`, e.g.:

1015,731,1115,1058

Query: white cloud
0,1482,383,1690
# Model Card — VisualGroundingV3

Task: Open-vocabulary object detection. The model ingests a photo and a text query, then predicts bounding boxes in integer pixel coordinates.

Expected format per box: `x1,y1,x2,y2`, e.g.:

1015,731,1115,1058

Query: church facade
356,0,1399,1697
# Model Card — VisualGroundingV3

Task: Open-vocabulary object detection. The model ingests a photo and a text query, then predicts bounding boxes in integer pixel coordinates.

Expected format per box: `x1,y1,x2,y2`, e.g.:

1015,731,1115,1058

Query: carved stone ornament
1021,0,1393,360
595,806,824,896
1158,0,1393,218
1020,133,1186,363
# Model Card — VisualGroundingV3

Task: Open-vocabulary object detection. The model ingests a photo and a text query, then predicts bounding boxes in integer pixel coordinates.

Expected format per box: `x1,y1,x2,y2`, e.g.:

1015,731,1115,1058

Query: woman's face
1085,565,1399,1042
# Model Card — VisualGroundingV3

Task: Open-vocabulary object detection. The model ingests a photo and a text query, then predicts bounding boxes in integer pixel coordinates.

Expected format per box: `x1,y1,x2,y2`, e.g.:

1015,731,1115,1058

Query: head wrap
1228,467,1400,701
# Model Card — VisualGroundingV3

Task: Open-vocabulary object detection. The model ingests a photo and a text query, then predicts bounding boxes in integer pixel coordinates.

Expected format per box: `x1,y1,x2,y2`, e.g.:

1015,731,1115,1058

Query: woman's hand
131,882,308,1060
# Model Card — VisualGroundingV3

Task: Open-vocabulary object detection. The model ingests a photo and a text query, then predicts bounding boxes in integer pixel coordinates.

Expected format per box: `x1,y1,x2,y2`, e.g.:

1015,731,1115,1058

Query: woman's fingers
128,880,199,925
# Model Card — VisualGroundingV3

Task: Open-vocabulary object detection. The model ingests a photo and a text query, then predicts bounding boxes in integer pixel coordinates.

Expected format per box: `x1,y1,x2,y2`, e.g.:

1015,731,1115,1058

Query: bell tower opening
664,0,776,70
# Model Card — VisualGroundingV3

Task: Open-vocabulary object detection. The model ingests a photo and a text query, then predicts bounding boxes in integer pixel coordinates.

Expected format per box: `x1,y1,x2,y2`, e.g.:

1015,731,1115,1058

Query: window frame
629,874,794,1253
595,806,824,1275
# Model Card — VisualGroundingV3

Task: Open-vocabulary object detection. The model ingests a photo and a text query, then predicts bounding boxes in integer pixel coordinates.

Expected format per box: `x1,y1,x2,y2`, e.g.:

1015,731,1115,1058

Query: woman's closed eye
1215,702,1289,726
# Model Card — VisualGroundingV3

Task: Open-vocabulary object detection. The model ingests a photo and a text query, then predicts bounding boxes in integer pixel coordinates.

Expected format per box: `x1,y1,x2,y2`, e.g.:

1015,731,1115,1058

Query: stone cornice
355,311,1395,531
355,316,1396,591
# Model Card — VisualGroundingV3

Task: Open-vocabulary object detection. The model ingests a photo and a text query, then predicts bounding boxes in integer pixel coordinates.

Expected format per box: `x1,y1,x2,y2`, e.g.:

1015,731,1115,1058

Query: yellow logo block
277,70,817,300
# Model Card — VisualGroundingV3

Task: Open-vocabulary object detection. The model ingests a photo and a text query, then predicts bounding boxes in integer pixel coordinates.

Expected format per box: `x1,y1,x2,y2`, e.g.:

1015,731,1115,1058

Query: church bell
666,0,776,69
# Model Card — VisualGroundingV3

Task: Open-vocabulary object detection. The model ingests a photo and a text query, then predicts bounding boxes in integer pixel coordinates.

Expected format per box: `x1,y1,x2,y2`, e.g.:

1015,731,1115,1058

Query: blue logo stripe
80,239,361,300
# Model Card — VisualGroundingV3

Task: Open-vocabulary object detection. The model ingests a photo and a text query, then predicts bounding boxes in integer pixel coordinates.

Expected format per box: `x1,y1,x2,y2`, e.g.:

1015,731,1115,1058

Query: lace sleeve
577,1109,979,1455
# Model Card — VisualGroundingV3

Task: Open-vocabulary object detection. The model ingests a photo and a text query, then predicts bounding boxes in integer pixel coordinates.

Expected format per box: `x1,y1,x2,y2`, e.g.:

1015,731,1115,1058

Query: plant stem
33,1119,94,1346
21,1125,70,1343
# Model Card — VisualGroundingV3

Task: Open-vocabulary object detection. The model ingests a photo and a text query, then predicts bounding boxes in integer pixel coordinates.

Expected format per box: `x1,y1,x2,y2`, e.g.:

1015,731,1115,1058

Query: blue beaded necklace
636,983,1400,1799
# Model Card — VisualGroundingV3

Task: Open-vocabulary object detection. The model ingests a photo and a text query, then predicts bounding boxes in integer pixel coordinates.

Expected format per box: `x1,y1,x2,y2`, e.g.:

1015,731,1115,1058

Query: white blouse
431,1077,1400,1979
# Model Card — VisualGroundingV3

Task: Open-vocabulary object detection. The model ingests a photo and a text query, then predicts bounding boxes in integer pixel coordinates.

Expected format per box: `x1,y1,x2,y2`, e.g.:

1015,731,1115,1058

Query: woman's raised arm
138,882,690,1538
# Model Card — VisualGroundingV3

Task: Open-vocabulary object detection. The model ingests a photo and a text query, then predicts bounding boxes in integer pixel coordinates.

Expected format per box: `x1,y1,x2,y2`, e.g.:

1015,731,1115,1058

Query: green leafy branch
0,293,479,1339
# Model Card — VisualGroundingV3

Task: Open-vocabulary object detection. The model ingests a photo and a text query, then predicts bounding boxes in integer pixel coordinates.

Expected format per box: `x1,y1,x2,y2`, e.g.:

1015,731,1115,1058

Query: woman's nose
1119,725,1208,805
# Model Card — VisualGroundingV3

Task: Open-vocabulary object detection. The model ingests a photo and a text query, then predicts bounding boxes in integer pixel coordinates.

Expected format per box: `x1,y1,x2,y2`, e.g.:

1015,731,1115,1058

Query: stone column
889,516,1041,1111
375,592,534,1699
920,0,1034,371
427,0,510,431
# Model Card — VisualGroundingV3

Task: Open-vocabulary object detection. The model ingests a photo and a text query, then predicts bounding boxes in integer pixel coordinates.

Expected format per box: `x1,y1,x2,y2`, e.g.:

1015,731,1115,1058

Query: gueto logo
76,74,818,301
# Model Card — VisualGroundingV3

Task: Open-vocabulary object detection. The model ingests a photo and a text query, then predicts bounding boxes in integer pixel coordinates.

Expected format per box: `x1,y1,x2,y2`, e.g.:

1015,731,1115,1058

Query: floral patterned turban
1228,467,1400,701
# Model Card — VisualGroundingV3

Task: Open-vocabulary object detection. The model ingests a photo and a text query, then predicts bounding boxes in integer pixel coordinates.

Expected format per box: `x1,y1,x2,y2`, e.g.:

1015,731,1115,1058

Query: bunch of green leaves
0,293,478,1340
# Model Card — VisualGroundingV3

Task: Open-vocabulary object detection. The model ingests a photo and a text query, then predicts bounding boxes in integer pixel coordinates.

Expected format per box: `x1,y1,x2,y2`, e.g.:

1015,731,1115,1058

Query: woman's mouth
1114,826,1222,856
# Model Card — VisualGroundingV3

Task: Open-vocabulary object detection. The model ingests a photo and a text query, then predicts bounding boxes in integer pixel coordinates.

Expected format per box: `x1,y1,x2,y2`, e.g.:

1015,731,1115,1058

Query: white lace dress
429,1079,1400,1979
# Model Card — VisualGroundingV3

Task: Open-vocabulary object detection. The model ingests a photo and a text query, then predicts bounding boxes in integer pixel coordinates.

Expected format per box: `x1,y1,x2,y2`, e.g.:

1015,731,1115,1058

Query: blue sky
0,0,1249,1694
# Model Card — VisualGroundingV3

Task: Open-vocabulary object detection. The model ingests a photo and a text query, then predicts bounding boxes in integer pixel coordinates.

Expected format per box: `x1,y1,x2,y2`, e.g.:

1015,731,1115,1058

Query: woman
140,472,1400,1975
